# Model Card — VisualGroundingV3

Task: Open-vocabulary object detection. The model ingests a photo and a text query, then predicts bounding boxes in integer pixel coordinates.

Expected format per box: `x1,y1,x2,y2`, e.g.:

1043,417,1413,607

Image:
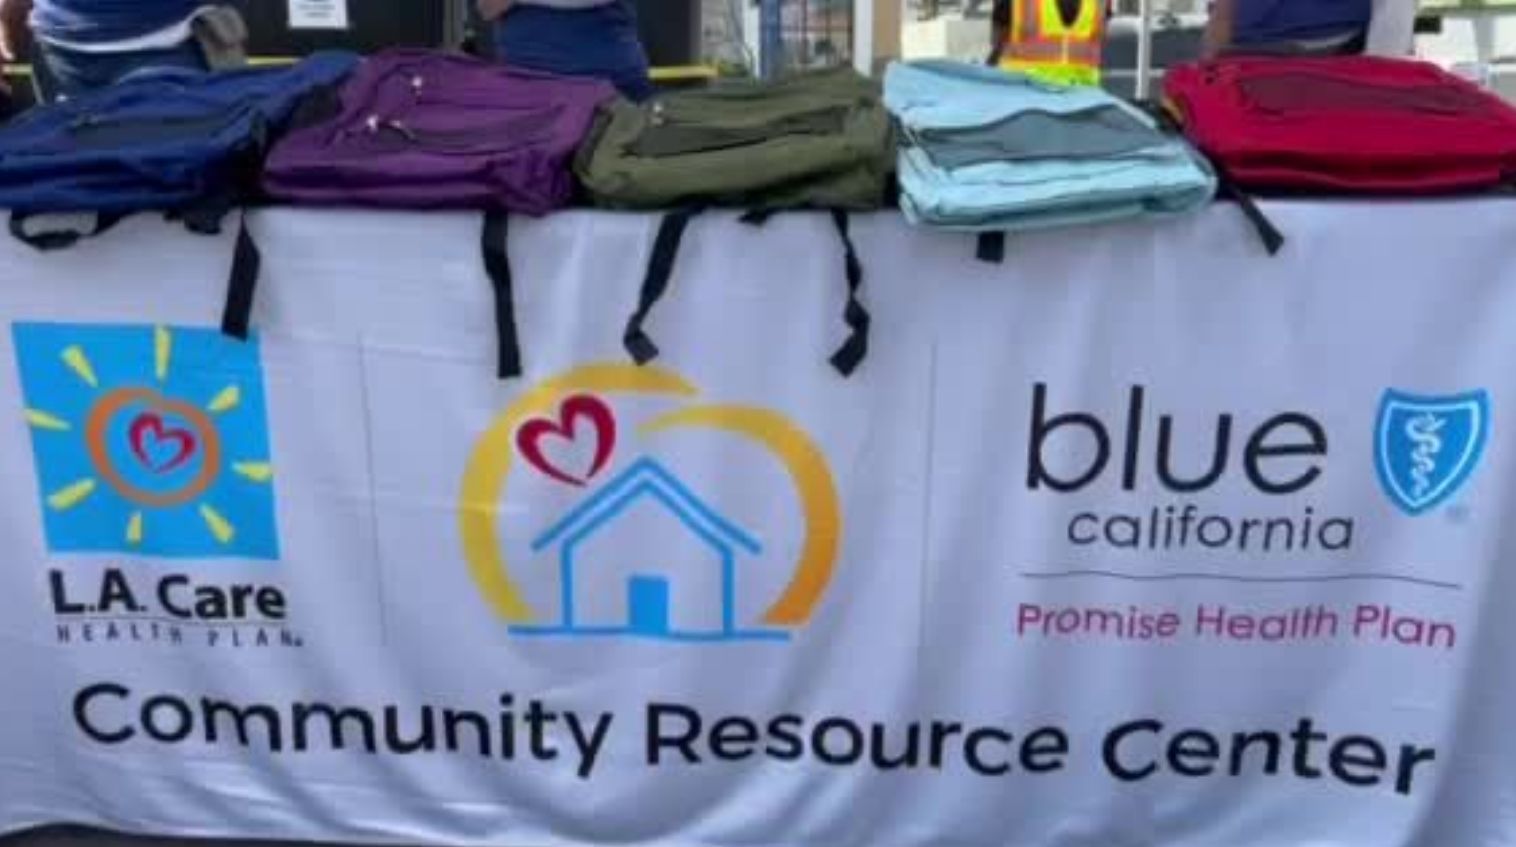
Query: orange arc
640,404,841,627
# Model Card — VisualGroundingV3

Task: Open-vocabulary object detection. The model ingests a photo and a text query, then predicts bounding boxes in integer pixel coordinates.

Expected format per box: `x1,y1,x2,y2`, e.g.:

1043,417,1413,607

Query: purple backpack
230,51,618,383
263,50,616,213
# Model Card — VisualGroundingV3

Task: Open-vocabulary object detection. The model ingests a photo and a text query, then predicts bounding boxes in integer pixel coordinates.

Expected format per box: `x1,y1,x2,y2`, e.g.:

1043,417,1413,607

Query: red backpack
1164,56,1516,195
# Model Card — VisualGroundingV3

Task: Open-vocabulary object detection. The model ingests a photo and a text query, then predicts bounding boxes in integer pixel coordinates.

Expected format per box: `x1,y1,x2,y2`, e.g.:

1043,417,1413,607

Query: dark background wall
242,0,450,54
632,0,702,65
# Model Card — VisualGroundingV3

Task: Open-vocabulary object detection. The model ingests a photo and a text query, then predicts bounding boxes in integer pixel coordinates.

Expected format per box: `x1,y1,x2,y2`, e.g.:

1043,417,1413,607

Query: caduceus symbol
1406,412,1446,500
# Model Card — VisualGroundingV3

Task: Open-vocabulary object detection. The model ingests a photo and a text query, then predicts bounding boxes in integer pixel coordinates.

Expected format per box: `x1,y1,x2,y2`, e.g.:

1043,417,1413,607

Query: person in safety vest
1203,0,1374,58
989,0,1108,86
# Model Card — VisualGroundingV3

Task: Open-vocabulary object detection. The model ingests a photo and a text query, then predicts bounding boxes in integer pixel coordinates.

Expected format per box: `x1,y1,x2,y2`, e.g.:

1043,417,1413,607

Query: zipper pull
383,119,419,143
365,114,380,134
650,101,666,126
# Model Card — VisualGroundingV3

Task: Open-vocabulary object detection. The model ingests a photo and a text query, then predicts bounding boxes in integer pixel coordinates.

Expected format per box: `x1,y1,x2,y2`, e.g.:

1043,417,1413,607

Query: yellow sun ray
47,478,97,511
25,409,71,431
208,385,241,414
61,346,97,388
155,326,171,383
232,461,273,483
199,504,235,545
125,512,143,546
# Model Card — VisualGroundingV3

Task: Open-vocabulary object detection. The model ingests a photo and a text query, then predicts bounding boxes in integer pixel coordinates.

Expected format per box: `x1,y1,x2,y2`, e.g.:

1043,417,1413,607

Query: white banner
0,204,1512,847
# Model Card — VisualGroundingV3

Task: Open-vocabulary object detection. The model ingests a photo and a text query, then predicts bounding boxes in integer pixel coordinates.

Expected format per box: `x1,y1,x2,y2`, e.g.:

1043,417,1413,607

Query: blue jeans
33,39,207,102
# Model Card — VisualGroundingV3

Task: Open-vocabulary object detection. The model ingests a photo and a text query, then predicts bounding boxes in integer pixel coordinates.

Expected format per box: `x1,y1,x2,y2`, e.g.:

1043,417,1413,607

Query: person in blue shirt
478,0,654,101
0,0,208,100
1203,0,1374,58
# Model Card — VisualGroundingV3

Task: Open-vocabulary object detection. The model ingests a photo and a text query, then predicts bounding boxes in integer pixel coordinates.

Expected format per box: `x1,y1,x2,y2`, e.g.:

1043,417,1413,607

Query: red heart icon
128,412,198,474
516,395,617,487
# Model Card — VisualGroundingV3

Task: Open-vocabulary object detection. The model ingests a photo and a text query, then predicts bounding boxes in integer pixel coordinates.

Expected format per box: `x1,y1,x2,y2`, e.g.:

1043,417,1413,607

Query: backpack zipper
631,104,851,158
350,107,563,152
1238,72,1485,117
65,109,252,146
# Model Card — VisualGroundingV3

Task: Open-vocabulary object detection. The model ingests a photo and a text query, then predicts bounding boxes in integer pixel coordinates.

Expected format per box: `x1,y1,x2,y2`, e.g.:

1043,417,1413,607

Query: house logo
458,363,840,643
12,323,278,559
1375,388,1490,516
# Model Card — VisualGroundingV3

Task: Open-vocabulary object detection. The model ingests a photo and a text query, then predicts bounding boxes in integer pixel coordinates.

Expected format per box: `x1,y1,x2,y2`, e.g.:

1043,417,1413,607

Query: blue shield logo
1375,389,1491,516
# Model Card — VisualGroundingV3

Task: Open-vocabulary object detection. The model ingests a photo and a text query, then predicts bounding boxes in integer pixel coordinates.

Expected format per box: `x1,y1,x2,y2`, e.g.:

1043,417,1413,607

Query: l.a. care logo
459,363,841,644
14,322,299,650
14,322,277,558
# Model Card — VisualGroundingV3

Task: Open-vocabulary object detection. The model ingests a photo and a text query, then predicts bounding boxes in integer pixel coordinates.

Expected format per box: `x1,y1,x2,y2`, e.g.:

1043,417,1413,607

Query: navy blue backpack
0,51,358,249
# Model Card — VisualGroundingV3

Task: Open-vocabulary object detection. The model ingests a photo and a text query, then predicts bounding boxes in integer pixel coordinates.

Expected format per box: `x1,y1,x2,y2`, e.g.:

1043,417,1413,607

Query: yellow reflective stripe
1012,0,1031,46
1003,41,1102,60
1000,59,1102,87
1038,0,1098,38
1005,0,1103,50
1002,32,1101,68
1004,0,1105,64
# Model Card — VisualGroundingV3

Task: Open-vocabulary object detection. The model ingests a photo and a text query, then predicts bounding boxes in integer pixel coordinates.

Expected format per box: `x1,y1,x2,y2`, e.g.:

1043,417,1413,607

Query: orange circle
85,388,221,508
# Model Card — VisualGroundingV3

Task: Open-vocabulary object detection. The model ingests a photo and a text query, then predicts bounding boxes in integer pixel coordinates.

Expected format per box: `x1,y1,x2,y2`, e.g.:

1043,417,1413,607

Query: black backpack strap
482,209,523,379
976,231,1007,264
625,208,701,366
828,209,870,378
1144,103,1286,257
220,212,262,340
9,211,125,251
176,193,235,236
1142,99,1182,133
1215,169,1285,256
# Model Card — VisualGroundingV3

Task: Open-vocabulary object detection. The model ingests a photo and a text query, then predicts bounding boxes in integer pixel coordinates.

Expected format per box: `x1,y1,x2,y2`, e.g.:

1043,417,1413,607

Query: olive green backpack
575,67,895,377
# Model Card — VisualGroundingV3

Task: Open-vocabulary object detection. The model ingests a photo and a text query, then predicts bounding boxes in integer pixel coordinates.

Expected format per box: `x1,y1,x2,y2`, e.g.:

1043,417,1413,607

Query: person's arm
1202,0,1235,59
988,0,1009,64
478,0,511,22
1365,0,1416,56
0,0,32,62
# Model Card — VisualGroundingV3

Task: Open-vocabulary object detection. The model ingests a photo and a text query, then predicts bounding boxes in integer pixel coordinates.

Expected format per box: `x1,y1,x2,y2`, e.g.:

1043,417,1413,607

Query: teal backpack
884,60,1216,258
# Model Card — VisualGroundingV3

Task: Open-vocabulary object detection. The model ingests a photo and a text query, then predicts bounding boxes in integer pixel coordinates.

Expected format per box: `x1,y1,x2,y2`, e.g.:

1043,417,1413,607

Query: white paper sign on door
288,0,350,30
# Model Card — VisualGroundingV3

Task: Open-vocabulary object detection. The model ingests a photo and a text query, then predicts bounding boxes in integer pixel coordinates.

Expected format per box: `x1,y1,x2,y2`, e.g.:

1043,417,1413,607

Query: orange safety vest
999,0,1105,86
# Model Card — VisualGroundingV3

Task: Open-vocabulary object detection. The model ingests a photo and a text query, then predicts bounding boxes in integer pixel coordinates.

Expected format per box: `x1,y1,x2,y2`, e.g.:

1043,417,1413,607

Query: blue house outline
516,457,786,642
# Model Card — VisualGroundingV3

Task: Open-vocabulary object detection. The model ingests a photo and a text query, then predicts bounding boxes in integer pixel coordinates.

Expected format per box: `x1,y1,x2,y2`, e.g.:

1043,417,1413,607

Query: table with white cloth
0,203,1511,847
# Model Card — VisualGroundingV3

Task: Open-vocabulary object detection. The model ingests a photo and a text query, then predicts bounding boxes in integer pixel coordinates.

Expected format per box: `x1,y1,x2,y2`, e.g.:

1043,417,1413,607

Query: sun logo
13,323,279,559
